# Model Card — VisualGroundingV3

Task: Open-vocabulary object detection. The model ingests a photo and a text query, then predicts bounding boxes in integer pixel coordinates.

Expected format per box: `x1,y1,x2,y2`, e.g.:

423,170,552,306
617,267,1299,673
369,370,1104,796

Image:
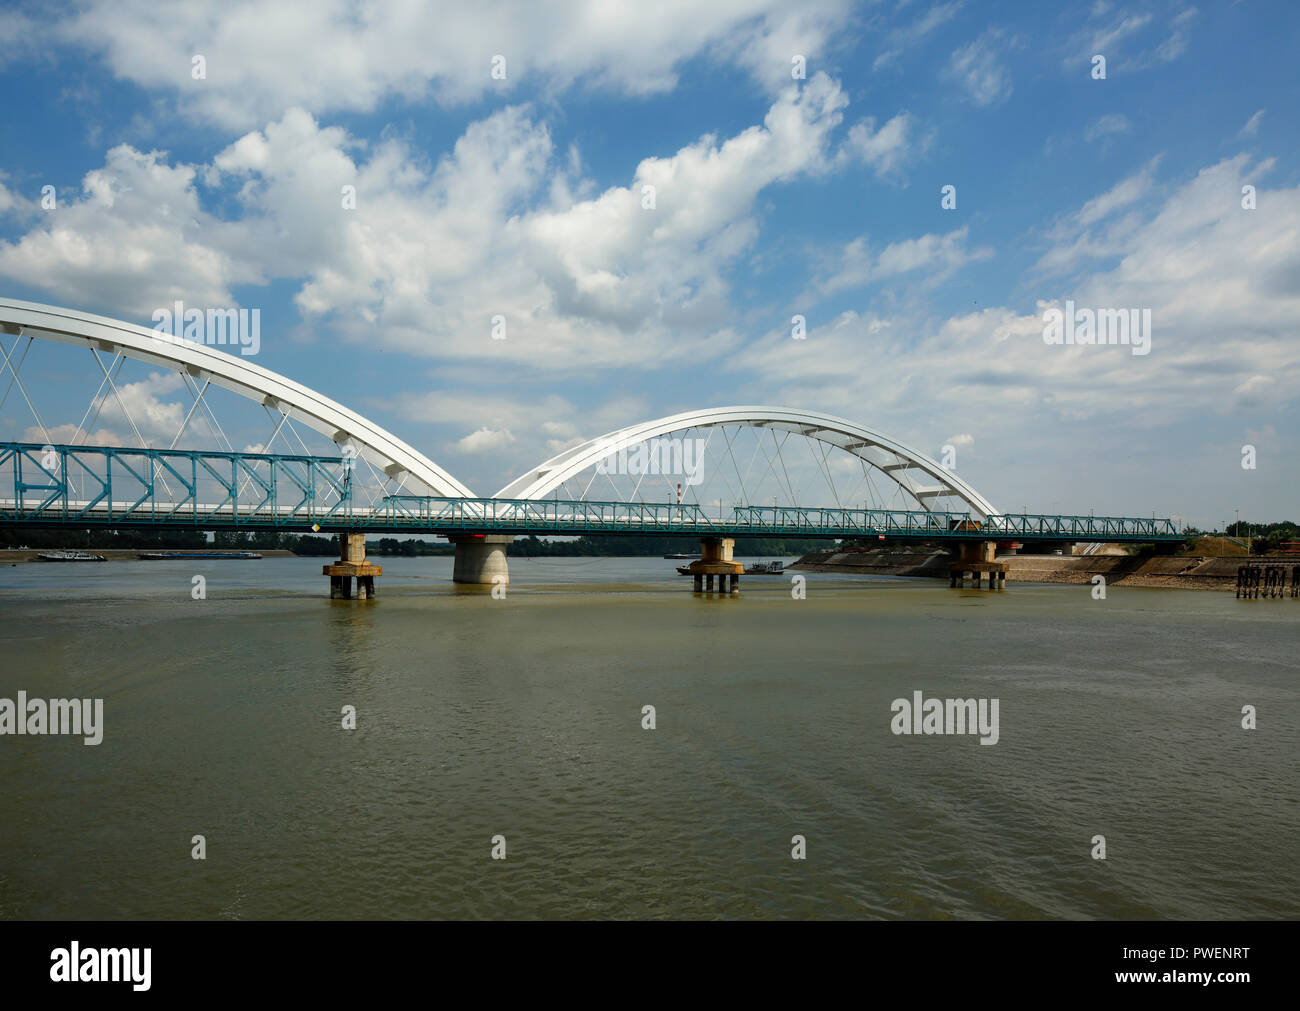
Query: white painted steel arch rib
496,406,1001,520
0,298,474,497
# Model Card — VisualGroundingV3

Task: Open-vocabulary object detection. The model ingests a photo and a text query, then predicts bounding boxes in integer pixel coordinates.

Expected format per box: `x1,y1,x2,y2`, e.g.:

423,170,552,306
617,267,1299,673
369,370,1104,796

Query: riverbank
790,547,1286,590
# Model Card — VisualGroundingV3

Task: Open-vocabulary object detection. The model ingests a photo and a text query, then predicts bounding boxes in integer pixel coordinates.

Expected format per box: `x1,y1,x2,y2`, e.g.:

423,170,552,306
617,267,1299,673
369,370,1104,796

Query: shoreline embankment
790,548,1280,591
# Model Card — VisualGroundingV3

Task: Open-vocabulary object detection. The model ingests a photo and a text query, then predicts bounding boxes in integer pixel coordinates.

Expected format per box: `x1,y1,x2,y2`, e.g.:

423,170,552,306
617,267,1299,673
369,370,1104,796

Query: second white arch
495,406,1000,521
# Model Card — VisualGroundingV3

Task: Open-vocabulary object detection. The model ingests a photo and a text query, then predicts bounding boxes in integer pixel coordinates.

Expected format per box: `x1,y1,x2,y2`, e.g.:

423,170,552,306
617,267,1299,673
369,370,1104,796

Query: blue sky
0,0,1296,529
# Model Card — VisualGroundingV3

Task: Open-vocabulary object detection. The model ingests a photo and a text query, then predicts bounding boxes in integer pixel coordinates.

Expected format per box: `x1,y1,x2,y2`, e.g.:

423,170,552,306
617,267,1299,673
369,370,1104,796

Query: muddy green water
1,557,1296,919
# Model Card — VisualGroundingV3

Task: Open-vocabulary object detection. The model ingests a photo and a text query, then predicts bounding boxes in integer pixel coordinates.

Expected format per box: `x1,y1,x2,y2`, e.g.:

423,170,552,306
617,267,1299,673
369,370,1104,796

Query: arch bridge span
0,298,473,498
2,299,1004,520
496,406,1000,521
0,298,1181,592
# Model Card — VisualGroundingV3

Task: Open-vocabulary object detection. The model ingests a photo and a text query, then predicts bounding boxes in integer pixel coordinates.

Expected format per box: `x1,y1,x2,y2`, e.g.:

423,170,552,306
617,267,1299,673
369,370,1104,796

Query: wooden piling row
1236,564,1296,599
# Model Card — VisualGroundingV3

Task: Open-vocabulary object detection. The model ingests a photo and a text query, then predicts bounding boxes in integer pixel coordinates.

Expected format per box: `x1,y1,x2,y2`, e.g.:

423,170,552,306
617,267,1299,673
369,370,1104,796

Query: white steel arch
496,406,1001,520
0,297,474,497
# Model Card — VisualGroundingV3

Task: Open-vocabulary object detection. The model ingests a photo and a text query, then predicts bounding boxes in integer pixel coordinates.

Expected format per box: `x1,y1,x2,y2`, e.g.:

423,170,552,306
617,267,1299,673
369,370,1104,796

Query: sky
0,0,1296,530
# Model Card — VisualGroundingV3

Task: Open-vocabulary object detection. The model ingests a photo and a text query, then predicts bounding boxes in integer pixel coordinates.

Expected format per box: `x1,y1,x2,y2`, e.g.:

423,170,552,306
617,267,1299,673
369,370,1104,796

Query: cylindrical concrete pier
451,534,513,584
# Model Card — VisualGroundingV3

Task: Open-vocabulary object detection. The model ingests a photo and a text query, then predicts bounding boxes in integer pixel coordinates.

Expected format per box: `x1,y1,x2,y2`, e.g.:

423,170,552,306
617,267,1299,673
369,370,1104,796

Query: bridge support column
959,540,997,564
949,540,1006,590
950,564,1006,589
323,533,382,600
451,534,513,584
685,537,743,595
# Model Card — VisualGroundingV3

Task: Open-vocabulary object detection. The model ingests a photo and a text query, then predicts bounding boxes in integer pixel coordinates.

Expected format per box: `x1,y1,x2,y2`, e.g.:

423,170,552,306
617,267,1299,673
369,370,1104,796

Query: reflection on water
0,556,1297,919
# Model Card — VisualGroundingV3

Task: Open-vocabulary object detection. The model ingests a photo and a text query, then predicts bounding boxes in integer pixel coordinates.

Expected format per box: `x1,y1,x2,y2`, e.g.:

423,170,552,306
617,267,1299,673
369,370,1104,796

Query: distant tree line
1,527,372,556
1,528,209,550
1232,520,1299,554
506,534,831,556
1180,521,1299,554
213,531,456,556
366,537,455,556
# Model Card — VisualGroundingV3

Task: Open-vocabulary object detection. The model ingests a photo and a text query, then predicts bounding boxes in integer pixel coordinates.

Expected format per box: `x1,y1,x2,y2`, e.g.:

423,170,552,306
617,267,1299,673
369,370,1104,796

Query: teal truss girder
0,442,1182,541
0,442,353,531
374,497,1182,541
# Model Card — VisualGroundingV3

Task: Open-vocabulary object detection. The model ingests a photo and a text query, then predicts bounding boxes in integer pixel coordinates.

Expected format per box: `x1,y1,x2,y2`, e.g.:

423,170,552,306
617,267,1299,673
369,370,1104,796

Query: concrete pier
451,534,513,584
685,537,743,594
949,562,1006,589
949,541,1006,589
323,533,382,599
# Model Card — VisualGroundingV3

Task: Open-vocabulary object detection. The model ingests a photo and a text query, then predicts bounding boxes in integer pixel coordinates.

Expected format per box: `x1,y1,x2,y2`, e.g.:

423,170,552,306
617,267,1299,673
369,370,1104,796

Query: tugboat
744,560,785,574
37,550,107,562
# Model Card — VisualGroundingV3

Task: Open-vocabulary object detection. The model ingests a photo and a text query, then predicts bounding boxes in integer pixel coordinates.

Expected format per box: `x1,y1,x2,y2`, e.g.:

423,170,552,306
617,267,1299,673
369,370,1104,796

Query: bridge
0,298,1182,595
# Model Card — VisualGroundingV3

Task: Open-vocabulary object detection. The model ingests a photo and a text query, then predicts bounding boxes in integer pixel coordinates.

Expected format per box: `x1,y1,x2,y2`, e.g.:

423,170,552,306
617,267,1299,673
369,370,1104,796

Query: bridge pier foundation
949,565,1006,589
949,541,1005,590
323,533,382,600
686,537,742,594
451,534,513,584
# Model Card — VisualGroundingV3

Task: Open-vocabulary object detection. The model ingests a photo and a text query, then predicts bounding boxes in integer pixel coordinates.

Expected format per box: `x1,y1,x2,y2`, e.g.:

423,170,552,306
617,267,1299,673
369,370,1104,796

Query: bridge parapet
0,443,1183,544
0,442,356,529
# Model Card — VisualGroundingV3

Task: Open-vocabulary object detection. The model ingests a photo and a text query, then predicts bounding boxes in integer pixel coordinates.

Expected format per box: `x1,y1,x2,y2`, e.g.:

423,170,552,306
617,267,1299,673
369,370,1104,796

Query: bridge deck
0,442,1183,542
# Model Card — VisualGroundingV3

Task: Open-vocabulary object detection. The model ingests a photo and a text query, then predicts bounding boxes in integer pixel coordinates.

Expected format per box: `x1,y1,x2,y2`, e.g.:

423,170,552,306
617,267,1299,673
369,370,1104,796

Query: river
1,556,1296,919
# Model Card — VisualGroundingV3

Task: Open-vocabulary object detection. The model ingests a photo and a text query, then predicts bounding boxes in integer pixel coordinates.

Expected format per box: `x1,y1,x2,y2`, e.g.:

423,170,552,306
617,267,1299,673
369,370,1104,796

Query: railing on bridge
727,505,1178,540
375,494,713,532
0,442,354,529
983,512,1179,540
374,498,1181,541
0,442,1183,541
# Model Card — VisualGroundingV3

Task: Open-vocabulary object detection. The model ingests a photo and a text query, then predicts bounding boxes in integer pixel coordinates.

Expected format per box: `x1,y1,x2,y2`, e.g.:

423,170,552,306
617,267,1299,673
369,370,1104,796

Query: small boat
37,551,106,562
663,553,698,559
676,565,694,575
138,551,263,560
744,560,785,574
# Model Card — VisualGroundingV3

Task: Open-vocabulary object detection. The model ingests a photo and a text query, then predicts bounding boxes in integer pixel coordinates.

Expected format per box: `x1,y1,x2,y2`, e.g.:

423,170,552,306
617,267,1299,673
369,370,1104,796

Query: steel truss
0,442,1181,542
